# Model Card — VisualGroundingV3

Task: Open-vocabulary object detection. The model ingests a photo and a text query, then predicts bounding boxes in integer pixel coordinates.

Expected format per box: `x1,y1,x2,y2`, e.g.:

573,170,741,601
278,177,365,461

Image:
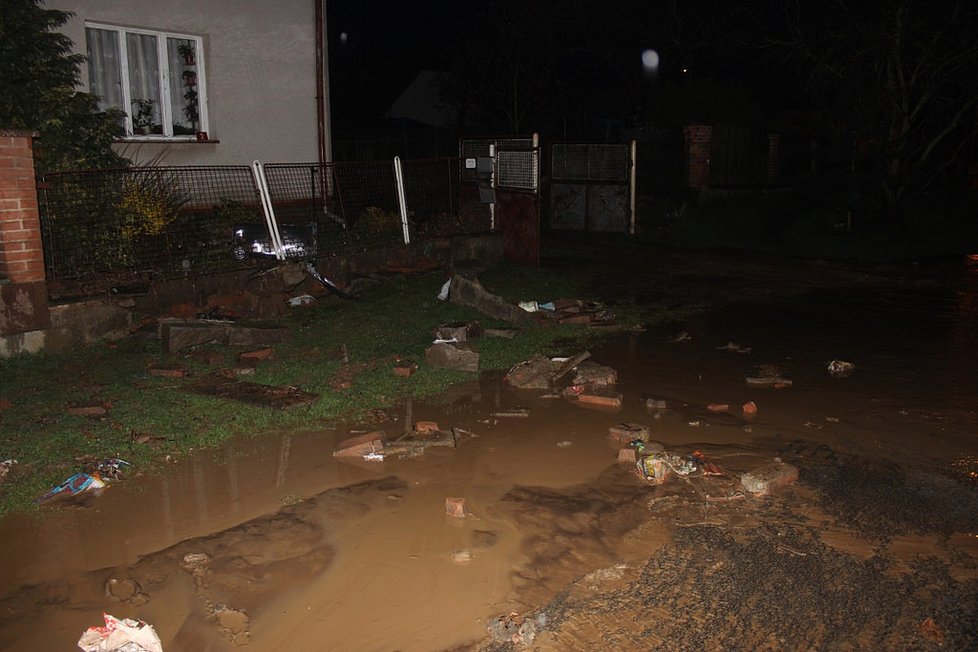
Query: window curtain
86,28,122,113
126,33,162,134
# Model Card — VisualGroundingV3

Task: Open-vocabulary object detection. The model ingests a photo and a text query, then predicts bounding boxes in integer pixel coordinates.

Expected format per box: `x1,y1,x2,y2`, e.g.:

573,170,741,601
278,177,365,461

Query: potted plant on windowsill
131,99,155,135
177,43,195,66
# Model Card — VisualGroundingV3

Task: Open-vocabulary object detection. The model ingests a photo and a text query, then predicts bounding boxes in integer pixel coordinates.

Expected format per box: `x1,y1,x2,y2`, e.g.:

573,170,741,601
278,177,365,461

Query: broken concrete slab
160,319,290,354
333,431,385,458
187,376,317,409
741,461,799,495
446,497,466,518
161,320,229,354
425,342,479,372
448,275,534,325
225,323,291,348
504,355,553,390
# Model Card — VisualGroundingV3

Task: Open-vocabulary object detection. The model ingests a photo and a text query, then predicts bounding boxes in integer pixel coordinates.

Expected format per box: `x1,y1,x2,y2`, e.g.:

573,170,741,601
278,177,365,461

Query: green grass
0,260,693,516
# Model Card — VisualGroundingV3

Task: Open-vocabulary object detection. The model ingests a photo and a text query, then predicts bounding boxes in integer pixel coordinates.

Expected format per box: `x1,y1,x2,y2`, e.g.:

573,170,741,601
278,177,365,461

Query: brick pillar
683,125,712,188
767,133,781,185
0,129,50,336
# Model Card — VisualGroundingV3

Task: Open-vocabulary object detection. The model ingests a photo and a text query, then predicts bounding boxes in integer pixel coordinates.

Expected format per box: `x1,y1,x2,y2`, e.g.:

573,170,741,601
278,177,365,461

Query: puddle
2,265,978,650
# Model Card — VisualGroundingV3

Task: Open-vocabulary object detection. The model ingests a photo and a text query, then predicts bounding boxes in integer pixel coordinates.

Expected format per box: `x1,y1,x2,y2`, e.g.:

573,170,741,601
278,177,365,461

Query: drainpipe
315,0,332,165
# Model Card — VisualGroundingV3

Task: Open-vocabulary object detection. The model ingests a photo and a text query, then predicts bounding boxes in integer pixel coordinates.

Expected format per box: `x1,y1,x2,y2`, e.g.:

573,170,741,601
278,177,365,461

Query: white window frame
86,22,209,141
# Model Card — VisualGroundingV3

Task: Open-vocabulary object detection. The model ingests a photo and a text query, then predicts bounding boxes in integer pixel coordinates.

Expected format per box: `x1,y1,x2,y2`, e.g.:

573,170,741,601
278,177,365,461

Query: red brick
617,447,638,464
239,347,274,361
608,422,650,444
415,420,439,434
445,497,466,518
66,401,109,417
148,364,187,378
392,364,415,377
333,431,385,458
575,393,623,409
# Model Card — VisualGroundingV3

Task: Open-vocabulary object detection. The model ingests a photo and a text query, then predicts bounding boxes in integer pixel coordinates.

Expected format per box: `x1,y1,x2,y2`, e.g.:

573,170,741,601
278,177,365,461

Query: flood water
2,258,977,650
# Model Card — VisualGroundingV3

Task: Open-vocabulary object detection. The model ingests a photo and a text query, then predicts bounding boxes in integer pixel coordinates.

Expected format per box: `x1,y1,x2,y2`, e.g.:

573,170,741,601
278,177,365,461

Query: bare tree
780,0,978,223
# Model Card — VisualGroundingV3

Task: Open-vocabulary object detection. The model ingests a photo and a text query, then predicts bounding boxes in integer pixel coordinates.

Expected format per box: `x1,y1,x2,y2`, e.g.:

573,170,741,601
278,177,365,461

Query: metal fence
38,157,491,299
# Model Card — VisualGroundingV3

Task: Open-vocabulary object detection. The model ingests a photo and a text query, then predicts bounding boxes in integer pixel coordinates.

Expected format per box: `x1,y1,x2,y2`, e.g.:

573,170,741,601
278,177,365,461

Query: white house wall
52,0,323,165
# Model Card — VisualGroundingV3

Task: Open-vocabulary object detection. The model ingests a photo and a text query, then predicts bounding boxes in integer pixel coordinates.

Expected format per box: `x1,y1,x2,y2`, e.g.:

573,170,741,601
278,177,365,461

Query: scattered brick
332,431,385,458
239,347,274,361
575,393,623,410
393,364,416,377
147,363,187,378
742,401,758,416
707,403,730,412
608,423,650,444
415,420,440,434
617,447,639,464
445,497,466,518
66,401,109,417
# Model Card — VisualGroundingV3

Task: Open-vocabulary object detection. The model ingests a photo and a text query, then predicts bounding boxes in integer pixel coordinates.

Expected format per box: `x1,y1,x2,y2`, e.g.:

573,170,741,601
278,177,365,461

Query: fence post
393,156,410,244
0,130,51,337
250,160,286,260
683,124,712,188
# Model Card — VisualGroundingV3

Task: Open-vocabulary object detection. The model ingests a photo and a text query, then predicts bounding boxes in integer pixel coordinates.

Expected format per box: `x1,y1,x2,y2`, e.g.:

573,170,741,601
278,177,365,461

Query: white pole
251,160,286,260
489,143,496,231
393,156,410,244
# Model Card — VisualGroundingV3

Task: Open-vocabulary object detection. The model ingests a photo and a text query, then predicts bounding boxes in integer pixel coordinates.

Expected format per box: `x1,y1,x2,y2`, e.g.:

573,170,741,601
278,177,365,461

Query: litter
287,294,316,307
362,452,384,461
487,612,546,646
96,458,130,481
0,459,16,484
668,331,691,343
717,341,752,354
77,613,163,652
691,450,723,476
445,496,466,518
437,278,451,301
40,473,106,503
827,359,855,377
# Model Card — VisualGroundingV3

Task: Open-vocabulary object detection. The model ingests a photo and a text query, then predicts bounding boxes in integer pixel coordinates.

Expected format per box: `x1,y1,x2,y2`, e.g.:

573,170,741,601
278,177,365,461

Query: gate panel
550,142,634,233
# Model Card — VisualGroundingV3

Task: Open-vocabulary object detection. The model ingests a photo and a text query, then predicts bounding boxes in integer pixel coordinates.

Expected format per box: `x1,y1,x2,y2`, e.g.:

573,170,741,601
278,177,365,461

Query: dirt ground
2,243,977,651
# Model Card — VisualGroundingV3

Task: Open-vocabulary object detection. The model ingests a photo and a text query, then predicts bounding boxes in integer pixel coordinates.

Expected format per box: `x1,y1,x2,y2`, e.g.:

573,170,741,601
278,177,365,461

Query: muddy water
2,262,977,651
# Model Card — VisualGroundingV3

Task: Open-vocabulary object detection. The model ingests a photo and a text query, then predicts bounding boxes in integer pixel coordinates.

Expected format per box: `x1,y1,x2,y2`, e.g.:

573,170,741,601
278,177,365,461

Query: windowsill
116,137,220,144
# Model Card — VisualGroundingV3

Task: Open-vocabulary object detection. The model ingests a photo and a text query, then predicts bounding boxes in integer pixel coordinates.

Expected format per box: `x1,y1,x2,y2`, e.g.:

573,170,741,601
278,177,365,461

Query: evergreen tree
0,0,125,173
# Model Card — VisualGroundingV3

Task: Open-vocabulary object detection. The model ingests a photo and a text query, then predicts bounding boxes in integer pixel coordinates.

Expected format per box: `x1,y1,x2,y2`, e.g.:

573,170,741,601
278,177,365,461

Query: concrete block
333,431,385,458
572,361,617,387
504,355,552,389
617,448,638,464
415,420,440,434
425,342,479,372
741,462,799,495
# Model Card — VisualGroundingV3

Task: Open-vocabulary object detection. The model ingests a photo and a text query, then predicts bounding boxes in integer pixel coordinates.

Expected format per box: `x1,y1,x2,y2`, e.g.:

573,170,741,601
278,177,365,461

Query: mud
2,250,978,650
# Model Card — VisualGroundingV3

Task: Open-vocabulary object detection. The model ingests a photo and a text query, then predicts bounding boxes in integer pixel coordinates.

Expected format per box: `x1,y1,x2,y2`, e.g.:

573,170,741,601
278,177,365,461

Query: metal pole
393,156,410,244
251,160,286,260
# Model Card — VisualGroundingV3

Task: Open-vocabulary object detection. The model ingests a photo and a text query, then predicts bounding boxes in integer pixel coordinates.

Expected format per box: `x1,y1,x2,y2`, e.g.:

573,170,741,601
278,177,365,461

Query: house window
86,23,207,140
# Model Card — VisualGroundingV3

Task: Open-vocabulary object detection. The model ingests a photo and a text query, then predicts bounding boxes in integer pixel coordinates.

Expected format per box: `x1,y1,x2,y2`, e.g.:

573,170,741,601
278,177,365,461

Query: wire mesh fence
39,165,263,298
400,157,491,237
38,156,491,299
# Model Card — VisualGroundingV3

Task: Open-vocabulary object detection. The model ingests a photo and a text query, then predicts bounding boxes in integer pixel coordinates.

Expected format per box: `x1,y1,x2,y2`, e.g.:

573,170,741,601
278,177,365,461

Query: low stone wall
0,233,502,357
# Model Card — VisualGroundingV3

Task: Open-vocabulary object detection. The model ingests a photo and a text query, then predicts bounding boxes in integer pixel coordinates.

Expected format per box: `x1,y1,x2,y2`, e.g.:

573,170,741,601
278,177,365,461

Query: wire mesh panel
496,149,539,191
327,159,404,252
400,157,491,237
262,163,345,256
552,143,630,183
39,166,263,298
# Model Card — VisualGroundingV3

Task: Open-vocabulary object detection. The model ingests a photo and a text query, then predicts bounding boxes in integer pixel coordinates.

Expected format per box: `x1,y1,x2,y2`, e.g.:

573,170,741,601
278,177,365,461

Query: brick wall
0,131,44,283
683,125,712,188
0,130,50,337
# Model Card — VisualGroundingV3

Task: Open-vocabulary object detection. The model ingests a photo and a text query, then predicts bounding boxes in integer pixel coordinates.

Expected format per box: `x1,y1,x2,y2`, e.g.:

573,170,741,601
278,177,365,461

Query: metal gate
549,141,636,233
460,135,540,266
